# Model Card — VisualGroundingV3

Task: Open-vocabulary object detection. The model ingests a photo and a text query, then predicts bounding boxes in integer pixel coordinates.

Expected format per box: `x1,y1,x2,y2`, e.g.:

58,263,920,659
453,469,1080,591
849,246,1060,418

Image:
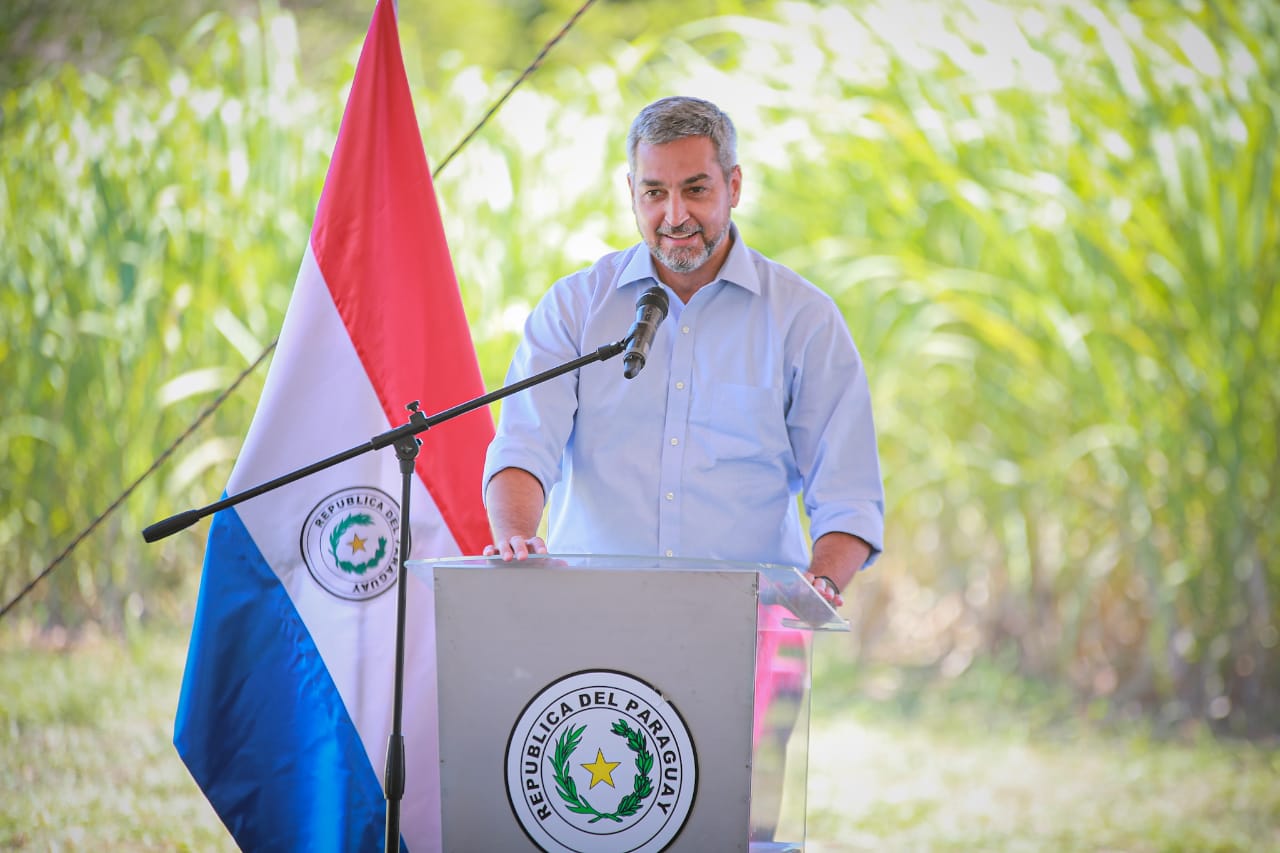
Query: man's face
629,136,741,283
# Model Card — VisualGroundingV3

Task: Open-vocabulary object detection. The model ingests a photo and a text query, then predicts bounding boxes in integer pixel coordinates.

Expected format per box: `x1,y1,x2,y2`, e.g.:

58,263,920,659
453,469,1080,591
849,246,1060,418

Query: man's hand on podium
803,571,845,608
805,531,871,609
482,535,549,561
483,468,548,562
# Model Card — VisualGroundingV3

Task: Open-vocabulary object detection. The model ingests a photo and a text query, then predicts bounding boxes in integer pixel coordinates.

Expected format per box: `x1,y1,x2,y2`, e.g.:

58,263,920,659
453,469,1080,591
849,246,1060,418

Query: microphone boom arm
141,338,627,543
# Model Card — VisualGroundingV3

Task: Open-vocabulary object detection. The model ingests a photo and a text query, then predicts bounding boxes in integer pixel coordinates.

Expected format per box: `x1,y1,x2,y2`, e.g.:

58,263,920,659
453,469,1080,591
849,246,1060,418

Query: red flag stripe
310,0,493,556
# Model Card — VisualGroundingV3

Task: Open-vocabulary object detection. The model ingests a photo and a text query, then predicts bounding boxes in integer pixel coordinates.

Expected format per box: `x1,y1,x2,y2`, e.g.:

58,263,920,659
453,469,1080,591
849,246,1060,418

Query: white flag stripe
229,244,445,847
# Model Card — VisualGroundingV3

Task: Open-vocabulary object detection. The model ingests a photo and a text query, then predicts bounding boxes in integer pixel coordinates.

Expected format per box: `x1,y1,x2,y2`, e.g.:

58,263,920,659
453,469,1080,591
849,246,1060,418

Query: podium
407,554,849,852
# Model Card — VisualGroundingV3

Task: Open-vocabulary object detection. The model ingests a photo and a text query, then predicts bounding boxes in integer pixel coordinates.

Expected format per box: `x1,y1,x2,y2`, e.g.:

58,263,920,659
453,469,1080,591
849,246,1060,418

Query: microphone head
622,285,669,380
638,285,669,318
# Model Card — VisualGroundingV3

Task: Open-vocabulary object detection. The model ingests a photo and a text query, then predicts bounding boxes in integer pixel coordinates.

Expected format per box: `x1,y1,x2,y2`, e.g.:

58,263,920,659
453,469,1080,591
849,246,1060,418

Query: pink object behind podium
753,604,811,746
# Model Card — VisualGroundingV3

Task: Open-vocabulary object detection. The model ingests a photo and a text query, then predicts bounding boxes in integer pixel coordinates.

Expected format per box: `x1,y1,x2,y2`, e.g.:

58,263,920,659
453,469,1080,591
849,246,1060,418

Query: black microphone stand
143,337,627,853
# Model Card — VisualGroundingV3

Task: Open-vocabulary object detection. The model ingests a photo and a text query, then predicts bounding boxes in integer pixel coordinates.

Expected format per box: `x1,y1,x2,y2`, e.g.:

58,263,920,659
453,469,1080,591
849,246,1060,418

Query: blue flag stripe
175,506,388,852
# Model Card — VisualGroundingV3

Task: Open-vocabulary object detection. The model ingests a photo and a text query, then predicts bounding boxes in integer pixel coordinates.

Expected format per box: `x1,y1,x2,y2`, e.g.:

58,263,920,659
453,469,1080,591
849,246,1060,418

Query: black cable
0,342,276,622
432,0,600,177
0,0,601,622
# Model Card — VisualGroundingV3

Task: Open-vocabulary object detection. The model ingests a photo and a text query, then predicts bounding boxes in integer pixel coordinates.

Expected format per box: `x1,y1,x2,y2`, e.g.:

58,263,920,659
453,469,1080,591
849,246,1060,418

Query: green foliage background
2,0,1277,735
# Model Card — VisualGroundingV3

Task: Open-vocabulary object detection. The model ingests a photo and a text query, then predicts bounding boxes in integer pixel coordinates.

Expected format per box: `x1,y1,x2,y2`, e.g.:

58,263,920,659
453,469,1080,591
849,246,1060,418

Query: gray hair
626,96,738,177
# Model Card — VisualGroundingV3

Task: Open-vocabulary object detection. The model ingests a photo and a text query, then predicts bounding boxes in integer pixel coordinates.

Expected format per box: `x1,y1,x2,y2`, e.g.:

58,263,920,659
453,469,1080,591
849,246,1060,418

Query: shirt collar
617,223,761,295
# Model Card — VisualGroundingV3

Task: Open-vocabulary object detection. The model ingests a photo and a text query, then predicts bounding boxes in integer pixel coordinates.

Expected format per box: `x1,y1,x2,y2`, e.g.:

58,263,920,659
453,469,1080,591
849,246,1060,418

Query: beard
647,220,729,274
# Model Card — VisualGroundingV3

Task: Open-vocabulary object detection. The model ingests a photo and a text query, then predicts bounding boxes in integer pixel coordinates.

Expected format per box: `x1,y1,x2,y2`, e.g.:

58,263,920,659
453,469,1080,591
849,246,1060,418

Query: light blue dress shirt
483,226,884,569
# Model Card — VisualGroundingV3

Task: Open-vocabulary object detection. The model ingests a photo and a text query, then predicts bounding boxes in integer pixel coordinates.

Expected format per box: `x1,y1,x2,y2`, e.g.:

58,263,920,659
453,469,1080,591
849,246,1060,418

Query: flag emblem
506,670,698,852
299,486,404,601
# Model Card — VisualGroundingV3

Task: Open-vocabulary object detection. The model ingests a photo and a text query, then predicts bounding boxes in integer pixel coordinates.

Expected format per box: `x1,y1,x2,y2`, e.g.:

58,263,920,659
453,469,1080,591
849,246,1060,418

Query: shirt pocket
688,382,789,463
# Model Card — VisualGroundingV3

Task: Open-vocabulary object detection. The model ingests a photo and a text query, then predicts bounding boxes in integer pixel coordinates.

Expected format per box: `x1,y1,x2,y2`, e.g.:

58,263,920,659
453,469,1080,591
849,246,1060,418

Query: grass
1,624,1276,851
806,653,1280,852
0,622,232,851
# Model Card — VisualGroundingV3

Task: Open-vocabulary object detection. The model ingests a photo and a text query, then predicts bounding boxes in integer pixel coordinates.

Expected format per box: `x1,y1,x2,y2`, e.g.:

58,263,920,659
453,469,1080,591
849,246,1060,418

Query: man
482,95,883,604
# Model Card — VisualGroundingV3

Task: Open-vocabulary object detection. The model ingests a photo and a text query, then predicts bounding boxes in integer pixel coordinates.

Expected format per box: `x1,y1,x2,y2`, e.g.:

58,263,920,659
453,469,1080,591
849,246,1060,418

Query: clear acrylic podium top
408,553,850,633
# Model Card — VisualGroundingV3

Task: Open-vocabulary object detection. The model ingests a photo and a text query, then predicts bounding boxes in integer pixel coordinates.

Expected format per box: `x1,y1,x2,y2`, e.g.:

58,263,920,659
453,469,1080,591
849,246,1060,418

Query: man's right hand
484,467,549,562
483,535,549,561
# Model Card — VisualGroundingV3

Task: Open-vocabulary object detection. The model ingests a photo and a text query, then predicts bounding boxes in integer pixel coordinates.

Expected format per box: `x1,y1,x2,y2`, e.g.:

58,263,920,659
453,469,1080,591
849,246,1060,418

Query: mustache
657,224,703,238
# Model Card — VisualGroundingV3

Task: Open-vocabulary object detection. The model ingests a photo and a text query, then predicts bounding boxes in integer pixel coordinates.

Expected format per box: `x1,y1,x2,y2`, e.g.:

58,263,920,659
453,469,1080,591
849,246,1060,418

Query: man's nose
664,193,689,226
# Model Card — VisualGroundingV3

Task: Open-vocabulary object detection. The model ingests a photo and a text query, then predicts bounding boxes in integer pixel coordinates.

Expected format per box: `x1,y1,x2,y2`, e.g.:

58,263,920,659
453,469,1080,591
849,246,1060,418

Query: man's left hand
803,571,844,608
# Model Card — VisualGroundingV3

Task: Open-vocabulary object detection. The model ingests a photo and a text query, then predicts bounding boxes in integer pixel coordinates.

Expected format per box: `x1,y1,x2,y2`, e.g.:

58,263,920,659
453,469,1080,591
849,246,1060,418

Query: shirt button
681,325,690,334
670,437,679,446
665,492,674,501
665,549,674,557
675,381,685,390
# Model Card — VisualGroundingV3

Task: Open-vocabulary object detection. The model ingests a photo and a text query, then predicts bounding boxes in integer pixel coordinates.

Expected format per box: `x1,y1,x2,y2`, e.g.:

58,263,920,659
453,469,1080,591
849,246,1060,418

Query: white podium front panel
409,555,848,852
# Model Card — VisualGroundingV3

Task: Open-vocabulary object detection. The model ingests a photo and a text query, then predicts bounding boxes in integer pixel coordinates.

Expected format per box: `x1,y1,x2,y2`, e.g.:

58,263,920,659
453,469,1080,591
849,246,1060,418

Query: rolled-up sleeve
785,298,885,566
481,282,586,504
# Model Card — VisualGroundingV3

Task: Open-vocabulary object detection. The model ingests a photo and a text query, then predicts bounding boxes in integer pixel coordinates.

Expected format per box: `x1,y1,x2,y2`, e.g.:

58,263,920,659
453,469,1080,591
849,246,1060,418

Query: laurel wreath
328,513,388,576
550,720,655,823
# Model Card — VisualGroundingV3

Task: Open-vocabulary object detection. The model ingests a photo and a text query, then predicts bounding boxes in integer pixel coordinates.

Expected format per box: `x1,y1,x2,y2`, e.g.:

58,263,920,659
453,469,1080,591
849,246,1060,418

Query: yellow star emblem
580,748,621,789
348,533,367,554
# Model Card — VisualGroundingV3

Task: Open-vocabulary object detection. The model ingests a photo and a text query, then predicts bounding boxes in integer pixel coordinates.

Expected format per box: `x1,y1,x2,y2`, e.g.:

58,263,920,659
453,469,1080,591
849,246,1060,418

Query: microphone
622,285,670,379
